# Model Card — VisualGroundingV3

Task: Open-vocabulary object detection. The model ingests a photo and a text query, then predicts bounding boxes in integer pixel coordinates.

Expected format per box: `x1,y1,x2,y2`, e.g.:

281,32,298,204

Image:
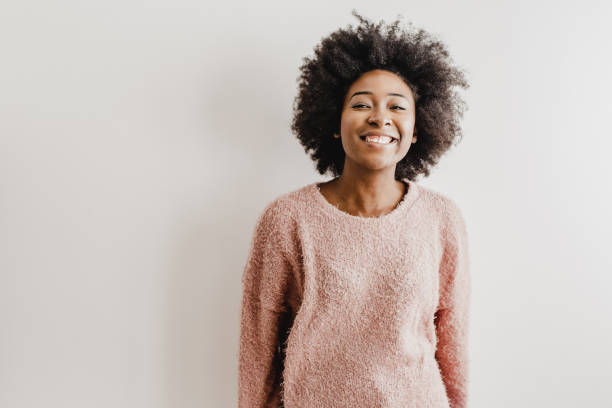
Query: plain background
1,0,611,407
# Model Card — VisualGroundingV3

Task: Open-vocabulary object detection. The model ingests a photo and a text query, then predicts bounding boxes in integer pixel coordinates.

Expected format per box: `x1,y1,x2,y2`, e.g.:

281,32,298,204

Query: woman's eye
351,104,405,110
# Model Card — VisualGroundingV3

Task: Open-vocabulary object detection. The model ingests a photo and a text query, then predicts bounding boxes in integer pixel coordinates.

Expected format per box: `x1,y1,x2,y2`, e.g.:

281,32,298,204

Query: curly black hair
291,10,469,181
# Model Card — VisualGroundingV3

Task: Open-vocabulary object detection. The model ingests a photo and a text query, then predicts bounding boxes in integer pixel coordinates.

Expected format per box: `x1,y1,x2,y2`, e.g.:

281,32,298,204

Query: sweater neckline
311,177,419,223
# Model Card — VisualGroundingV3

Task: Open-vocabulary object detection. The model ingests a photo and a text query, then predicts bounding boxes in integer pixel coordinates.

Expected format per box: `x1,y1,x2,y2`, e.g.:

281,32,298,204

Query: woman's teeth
364,136,394,144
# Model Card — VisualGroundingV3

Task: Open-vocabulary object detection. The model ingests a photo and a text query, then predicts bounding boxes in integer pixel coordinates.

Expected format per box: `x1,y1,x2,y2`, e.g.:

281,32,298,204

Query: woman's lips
360,135,398,146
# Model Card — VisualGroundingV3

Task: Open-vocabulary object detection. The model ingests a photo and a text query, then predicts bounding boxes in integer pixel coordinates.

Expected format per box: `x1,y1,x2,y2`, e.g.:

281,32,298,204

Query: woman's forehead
346,70,415,100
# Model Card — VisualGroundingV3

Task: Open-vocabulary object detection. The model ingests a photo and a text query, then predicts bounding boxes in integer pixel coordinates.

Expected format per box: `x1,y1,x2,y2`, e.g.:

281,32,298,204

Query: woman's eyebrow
350,91,407,100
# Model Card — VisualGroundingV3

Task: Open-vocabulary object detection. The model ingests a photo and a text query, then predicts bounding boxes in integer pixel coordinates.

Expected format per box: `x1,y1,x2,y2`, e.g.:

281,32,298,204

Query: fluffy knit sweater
238,178,471,408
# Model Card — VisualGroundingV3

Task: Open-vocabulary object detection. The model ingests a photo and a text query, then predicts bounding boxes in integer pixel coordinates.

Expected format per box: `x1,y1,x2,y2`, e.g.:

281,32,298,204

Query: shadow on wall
160,37,292,407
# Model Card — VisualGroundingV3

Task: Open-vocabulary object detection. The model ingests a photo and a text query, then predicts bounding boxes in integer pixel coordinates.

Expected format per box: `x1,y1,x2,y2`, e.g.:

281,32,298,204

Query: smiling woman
292,11,468,183
337,70,417,171
239,10,472,408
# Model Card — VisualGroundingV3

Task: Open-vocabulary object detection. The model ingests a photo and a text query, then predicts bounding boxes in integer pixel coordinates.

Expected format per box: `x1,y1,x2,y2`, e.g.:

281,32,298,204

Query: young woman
239,11,471,408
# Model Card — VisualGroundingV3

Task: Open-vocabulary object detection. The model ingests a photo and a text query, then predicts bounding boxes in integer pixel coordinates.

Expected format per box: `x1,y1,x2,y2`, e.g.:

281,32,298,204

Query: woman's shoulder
252,182,315,236
259,182,313,217
411,182,467,227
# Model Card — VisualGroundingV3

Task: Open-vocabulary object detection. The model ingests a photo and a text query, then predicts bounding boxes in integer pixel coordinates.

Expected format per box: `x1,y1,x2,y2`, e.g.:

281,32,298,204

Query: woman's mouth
360,135,398,145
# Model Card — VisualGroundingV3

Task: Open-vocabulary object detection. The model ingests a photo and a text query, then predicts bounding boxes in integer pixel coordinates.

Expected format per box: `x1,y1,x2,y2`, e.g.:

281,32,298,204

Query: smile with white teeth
363,135,395,144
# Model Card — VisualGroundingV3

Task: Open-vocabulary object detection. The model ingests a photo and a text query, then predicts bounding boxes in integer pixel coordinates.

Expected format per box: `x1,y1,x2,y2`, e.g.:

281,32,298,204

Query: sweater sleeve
238,204,295,408
434,200,471,408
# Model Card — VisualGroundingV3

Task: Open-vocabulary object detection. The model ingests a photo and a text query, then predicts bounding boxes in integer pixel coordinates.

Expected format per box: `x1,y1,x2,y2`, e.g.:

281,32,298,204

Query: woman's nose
367,108,391,127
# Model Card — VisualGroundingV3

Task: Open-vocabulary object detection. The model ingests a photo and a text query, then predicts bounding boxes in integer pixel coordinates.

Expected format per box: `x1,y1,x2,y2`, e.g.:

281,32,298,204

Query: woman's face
335,69,417,173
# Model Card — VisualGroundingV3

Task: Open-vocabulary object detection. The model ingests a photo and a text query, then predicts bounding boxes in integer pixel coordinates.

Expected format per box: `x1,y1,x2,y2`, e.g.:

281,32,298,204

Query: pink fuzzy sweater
238,178,471,408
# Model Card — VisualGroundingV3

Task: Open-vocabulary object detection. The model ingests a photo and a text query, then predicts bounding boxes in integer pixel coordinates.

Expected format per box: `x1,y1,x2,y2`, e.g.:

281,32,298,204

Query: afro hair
291,10,469,181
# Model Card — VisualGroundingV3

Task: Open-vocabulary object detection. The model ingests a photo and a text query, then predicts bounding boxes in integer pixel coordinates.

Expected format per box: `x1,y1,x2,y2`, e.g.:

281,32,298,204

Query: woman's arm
238,204,294,408
434,200,472,408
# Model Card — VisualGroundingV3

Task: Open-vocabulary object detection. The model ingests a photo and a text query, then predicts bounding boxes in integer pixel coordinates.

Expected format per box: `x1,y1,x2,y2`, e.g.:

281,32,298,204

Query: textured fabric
238,178,471,408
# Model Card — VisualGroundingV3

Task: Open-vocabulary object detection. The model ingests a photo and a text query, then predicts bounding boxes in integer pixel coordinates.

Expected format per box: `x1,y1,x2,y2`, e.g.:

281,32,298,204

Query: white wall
1,0,611,407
